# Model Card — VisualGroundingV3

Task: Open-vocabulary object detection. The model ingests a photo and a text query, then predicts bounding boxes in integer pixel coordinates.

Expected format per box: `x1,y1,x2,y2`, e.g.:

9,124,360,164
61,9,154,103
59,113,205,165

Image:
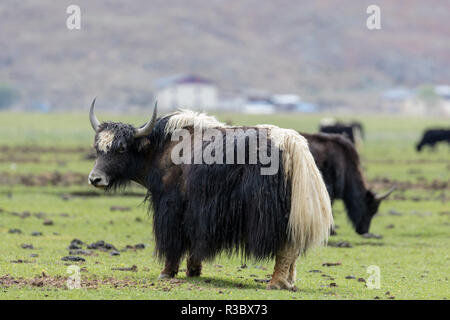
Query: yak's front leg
186,254,202,277
159,259,180,279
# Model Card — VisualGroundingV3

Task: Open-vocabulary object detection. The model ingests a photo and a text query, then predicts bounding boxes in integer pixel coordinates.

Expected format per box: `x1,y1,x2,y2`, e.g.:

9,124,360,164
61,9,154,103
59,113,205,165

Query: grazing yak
319,118,364,148
416,129,450,152
301,132,395,235
87,99,333,291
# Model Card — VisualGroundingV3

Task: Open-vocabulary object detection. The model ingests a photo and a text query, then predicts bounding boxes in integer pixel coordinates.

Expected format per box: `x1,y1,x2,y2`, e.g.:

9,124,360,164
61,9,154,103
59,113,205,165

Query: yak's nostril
91,177,101,185
89,176,102,186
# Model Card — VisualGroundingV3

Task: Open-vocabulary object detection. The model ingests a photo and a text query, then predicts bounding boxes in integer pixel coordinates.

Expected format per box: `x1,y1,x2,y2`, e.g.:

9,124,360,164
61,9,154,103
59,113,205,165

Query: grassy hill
0,0,449,110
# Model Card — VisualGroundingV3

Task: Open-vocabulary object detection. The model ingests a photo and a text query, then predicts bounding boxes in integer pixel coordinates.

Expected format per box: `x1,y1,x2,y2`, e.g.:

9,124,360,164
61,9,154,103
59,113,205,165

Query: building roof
435,85,450,99
154,74,215,89
381,87,414,101
271,94,301,105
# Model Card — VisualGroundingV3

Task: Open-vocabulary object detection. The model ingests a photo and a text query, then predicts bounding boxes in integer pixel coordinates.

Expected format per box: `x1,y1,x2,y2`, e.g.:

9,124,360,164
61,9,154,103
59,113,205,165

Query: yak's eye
118,146,126,154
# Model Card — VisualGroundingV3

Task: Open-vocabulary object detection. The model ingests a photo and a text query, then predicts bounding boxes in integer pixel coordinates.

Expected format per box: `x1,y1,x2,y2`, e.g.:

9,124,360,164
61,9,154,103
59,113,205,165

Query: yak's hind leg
287,261,297,286
186,254,202,277
159,259,180,279
267,245,299,291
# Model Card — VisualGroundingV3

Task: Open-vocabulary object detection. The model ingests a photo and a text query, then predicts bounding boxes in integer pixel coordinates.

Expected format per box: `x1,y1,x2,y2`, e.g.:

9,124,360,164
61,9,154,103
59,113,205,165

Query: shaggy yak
416,129,450,152
87,99,333,291
301,132,395,235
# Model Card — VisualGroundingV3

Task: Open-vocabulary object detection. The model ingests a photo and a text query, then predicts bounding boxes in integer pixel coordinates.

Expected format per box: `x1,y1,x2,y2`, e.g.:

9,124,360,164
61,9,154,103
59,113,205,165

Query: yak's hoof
158,273,173,280
267,279,297,291
186,269,201,277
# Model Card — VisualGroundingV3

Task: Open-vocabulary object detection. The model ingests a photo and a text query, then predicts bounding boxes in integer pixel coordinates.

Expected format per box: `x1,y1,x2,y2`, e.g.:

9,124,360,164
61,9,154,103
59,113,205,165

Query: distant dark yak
319,118,364,148
416,129,450,152
301,132,395,234
88,99,332,291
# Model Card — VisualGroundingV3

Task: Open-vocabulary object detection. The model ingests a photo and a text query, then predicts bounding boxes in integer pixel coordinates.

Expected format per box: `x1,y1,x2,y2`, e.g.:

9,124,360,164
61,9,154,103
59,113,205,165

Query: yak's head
88,98,157,190
356,186,396,234
416,143,423,152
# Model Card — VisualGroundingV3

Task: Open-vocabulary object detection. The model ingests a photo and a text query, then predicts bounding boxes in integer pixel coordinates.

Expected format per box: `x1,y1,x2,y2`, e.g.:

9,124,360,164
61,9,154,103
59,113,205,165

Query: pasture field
0,111,449,300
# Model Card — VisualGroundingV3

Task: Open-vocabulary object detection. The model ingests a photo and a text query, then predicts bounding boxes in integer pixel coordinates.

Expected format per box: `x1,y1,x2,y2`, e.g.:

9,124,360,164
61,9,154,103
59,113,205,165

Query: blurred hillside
0,0,449,111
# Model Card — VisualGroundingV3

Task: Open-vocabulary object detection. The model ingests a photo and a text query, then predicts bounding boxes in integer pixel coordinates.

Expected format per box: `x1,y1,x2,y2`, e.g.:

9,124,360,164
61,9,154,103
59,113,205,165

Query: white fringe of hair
352,127,364,149
258,125,334,253
163,109,224,136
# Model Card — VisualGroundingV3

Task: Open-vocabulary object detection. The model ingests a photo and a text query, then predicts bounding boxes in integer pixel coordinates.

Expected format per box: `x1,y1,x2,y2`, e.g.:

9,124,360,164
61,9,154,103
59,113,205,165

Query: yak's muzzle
88,169,109,188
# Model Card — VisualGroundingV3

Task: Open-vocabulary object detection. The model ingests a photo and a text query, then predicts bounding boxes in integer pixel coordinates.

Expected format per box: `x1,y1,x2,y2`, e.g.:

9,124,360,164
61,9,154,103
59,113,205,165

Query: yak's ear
137,137,150,151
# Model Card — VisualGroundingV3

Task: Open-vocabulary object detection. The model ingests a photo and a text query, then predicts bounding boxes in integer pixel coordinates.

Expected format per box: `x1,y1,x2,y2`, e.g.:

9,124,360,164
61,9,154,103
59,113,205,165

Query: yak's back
301,132,364,200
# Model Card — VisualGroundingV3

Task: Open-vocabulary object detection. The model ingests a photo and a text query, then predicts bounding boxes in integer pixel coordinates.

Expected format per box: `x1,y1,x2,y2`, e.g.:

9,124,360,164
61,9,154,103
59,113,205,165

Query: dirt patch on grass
0,155,41,163
354,241,385,247
0,146,89,154
366,158,450,165
61,190,146,199
369,177,449,191
0,273,159,289
0,171,86,186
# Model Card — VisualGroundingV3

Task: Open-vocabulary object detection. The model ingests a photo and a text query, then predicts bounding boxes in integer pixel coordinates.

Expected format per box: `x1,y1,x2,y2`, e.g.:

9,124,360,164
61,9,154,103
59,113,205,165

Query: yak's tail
266,126,334,253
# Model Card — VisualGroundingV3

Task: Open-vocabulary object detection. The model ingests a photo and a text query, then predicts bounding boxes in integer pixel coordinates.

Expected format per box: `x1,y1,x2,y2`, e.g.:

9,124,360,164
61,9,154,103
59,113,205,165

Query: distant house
271,94,300,112
243,100,276,114
270,94,318,113
380,86,450,116
380,87,415,114
154,74,218,111
242,91,275,114
434,85,450,116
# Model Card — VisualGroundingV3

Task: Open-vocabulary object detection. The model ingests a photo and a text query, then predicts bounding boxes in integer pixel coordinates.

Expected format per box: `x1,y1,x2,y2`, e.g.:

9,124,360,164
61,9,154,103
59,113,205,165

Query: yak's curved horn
134,101,158,138
89,97,100,132
375,185,396,201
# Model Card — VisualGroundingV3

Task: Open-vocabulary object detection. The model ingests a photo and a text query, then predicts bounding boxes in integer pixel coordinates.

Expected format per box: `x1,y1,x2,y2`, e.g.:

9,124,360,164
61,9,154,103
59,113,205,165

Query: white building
154,74,218,111
434,85,450,116
380,86,450,116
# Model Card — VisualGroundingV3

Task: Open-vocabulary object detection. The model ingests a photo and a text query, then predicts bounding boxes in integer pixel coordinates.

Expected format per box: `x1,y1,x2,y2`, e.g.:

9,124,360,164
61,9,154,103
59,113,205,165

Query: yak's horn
375,185,396,201
134,101,157,138
89,97,100,132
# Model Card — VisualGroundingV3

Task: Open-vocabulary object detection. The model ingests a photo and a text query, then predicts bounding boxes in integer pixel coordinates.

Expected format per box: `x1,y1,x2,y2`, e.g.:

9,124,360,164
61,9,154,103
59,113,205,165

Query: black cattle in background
416,129,450,152
319,118,364,147
300,132,395,235
319,124,355,143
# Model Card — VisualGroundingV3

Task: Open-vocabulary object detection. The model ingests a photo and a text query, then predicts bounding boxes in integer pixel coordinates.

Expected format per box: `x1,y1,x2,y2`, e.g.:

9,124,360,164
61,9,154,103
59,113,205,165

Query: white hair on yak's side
163,109,224,136
257,124,334,253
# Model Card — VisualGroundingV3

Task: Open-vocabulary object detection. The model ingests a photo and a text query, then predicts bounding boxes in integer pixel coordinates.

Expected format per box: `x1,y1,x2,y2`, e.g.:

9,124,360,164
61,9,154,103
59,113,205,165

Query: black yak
301,132,395,235
416,129,450,152
319,118,364,148
88,99,333,291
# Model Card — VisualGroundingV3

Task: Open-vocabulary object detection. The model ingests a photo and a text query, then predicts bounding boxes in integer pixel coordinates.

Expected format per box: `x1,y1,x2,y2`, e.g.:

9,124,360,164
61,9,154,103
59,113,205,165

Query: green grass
0,112,449,300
